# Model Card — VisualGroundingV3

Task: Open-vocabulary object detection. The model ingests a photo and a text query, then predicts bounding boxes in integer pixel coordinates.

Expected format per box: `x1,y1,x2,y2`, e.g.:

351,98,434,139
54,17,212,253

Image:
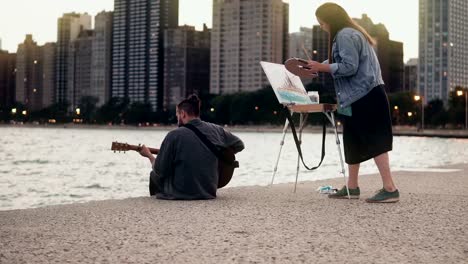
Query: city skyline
0,0,418,62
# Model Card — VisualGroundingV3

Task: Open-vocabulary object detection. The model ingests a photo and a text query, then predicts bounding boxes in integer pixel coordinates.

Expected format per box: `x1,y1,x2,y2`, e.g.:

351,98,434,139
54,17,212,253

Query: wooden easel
270,103,350,198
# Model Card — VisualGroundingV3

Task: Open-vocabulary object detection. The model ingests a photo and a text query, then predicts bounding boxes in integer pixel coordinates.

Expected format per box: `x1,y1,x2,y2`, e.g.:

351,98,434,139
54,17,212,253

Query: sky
0,0,418,62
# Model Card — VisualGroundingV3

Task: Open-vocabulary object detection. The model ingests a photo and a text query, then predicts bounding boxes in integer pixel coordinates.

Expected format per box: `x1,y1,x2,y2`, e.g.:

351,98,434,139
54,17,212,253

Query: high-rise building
419,0,468,104
404,58,419,92
91,11,113,107
68,30,94,110
0,50,16,110
14,36,56,112
310,25,334,90
289,27,315,86
163,25,210,109
112,0,179,111
16,35,44,111
282,4,289,64
56,13,92,106
354,14,404,93
211,0,289,94
289,27,312,61
41,43,56,108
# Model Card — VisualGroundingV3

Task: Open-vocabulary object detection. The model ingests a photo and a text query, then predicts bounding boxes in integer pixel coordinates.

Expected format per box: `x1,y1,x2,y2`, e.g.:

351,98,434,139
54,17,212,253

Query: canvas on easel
260,61,350,197
260,61,312,105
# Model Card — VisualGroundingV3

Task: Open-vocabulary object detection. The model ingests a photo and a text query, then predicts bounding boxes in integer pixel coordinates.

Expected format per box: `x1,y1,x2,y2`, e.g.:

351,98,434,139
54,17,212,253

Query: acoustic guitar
111,141,238,189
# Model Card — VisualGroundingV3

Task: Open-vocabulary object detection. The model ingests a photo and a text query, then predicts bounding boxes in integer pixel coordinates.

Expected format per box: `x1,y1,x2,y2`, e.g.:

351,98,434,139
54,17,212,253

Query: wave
13,159,50,165
80,184,110,190
69,194,88,198
27,188,48,194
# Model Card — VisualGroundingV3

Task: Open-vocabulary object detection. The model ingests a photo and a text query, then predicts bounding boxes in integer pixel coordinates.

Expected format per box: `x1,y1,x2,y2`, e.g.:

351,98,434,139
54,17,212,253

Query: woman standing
305,3,399,203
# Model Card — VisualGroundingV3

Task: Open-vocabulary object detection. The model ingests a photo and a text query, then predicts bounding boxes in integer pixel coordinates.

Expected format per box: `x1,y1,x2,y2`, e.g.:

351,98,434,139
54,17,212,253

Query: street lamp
414,95,424,131
457,90,467,130
393,106,400,125
75,108,80,115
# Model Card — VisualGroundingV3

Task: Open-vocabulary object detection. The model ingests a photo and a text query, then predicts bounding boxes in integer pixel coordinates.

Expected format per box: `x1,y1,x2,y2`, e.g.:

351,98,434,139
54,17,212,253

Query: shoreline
2,123,468,138
1,163,467,263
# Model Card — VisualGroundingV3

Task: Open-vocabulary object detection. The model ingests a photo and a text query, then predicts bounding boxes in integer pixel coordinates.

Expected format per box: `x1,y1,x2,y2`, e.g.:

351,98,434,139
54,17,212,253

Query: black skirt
342,85,393,164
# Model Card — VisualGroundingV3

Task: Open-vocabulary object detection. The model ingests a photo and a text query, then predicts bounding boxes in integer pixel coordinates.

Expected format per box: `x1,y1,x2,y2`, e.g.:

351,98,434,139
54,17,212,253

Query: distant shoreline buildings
0,0,467,115
0,49,16,110
404,58,419,93
419,0,468,105
163,25,211,109
112,0,179,112
56,13,92,109
210,0,289,94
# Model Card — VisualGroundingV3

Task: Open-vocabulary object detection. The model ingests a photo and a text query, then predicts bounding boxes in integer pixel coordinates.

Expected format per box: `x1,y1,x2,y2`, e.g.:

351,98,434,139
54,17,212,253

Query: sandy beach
1,164,467,263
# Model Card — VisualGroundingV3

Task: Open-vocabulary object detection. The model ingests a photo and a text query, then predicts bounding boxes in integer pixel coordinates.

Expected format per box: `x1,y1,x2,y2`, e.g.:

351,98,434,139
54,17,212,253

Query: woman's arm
328,32,362,78
306,31,362,77
305,61,331,73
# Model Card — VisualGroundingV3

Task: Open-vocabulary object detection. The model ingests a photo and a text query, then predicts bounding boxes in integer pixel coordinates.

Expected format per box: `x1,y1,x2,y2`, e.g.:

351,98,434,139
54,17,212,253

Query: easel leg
271,118,289,186
324,112,350,199
294,113,308,193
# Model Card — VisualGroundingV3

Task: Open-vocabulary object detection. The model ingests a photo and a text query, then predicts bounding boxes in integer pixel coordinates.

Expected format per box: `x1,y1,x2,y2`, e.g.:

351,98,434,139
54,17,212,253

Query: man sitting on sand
139,94,245,200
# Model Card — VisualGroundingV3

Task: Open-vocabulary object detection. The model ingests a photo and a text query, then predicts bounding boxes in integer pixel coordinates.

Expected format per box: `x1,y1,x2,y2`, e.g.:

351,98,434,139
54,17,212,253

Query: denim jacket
327,27,384,108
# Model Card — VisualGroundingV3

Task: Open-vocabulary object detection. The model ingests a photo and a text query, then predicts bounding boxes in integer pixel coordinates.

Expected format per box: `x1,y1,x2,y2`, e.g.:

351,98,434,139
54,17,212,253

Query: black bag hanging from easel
283,107,327,170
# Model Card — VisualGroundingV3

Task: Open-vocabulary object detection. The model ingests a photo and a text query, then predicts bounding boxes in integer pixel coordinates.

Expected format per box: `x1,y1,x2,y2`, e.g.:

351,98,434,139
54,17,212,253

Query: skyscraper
16,35,43,112
42,43,56,109
68,30,94,110
419,0,468,104
354,14,404,93
163,25,210,109
91,11,113,107
289,27,314,86
0,50,16,110
112,0,179,111
404,58,419,92
211,0,289,94
56,13,92,106
310,25,334,91
289,27,312,61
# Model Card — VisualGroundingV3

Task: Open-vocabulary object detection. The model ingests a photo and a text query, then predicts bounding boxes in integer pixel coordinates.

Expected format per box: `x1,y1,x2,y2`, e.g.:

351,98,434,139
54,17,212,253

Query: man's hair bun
188,94,200,103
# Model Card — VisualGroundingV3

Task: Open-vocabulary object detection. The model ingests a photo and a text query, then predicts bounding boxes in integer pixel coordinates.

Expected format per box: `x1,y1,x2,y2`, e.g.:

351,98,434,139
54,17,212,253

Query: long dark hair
315,2,375,63
177,94,201,117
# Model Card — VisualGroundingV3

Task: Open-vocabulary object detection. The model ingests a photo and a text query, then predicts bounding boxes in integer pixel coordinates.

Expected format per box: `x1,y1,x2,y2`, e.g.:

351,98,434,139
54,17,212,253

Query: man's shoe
365,188,400,203
328,186,360,199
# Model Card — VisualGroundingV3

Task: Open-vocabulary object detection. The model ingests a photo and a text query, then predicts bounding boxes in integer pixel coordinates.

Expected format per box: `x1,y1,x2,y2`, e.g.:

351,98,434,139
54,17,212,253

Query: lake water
1,126,467,210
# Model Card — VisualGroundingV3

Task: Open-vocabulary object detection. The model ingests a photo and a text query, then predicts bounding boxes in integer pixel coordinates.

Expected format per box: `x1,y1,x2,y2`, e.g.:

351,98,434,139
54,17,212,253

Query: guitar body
217,148,239,189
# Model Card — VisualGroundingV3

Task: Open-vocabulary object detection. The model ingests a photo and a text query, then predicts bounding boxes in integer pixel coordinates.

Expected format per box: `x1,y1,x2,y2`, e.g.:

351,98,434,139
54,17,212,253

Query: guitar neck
111,141,160,154
127,144,159,154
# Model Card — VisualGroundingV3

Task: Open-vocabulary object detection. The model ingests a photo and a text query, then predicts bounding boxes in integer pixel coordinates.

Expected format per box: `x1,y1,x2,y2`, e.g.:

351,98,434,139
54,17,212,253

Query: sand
1,164,467,263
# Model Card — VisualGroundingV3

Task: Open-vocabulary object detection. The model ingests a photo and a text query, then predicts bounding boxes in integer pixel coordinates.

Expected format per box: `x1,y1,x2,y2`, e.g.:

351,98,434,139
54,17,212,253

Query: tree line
1,83,467,129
